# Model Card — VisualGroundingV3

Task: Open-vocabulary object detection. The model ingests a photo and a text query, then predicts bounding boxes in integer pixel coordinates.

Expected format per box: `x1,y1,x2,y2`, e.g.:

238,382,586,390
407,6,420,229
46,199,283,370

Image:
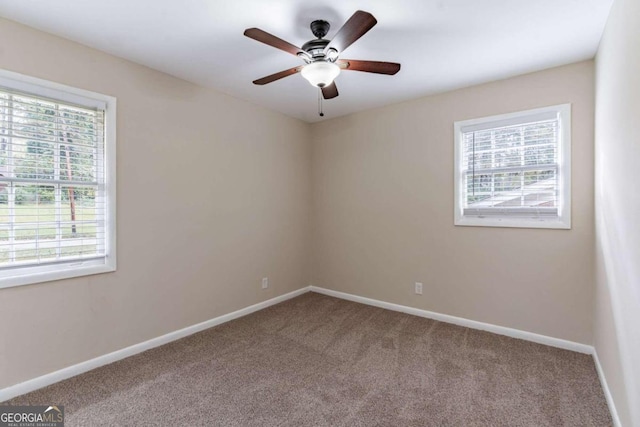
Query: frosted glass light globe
301,61,340,88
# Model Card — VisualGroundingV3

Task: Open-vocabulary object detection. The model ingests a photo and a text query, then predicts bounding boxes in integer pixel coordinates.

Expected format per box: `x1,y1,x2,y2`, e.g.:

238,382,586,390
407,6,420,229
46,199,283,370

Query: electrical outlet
261,277,269,289
415,282,423,295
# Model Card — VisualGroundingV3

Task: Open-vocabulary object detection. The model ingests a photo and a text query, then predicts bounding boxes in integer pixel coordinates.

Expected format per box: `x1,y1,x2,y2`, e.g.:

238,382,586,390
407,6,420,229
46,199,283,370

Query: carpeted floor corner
3,292,612,426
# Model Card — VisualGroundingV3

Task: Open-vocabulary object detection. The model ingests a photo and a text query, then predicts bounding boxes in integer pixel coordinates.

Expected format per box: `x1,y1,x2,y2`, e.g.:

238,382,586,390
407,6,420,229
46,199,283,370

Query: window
454,104,571,229
0,70,116,288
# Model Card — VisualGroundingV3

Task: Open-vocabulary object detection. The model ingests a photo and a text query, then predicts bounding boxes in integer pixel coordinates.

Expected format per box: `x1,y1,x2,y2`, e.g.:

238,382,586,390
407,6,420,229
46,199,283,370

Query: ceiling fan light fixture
301,61,340,88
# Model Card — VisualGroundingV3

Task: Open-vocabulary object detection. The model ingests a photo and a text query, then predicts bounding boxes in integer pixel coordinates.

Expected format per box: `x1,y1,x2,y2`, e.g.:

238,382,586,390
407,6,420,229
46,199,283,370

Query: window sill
0,260,116,290
455,216,571,230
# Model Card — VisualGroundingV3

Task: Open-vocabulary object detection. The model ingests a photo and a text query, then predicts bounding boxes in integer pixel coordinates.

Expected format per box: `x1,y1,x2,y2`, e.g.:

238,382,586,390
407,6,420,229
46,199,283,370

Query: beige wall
0,18,312,389
0,15,608,402
594,0,640,424
311,61,595,344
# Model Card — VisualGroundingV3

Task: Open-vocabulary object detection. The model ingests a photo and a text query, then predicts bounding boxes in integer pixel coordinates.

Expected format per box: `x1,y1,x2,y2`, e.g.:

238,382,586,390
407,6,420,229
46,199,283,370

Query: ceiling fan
244,10,401,115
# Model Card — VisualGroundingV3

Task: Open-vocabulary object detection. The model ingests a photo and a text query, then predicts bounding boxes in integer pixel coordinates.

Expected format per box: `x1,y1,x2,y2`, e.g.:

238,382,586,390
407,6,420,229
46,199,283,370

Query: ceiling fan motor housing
301,38,330,59
301,20,333,61
310,20,330,38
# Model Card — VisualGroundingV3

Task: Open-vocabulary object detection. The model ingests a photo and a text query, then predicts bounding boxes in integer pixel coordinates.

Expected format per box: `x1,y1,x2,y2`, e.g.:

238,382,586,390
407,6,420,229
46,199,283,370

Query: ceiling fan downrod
318,88,324,117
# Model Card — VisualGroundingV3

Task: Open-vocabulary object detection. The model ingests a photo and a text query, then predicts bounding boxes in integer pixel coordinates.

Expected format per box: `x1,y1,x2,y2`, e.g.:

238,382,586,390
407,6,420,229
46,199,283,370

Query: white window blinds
0,87,107,270
461,115,559,218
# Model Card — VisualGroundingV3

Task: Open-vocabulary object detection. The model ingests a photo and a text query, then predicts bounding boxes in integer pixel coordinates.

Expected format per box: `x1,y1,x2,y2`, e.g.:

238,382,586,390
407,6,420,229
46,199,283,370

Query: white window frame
0,69,116,289
454,104,571,229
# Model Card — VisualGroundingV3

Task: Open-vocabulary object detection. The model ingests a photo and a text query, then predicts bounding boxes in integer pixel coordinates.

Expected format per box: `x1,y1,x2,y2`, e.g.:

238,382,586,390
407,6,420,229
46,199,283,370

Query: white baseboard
309,286,593,354
4,283,613,423
0,286,310,403
593,350,622,427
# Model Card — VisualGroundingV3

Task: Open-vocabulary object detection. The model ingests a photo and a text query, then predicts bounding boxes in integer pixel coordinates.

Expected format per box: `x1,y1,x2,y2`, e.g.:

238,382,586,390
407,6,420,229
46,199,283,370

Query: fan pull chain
318,88,324,117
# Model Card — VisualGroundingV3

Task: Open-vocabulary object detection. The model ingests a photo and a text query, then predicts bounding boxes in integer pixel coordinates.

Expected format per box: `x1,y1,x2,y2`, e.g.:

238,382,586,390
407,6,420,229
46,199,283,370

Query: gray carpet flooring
4,292,612,426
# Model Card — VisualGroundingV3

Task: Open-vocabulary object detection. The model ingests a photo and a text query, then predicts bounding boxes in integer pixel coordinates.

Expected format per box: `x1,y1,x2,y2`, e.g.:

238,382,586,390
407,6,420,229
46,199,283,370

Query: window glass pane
13,138,55,180
464,132,492,171
60,186,97,236
494,172,520,192
474,132,492,152
59,105,98,183
14,185,56,247
13,184,57,263
523,170,557,207
59,143,96,182
466,173,491,204
11,96,57,181
10,95,56,143
524,122,555,145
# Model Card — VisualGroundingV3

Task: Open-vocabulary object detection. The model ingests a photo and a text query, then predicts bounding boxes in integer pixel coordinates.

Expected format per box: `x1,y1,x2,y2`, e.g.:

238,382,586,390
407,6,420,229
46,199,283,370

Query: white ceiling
0,0,613,123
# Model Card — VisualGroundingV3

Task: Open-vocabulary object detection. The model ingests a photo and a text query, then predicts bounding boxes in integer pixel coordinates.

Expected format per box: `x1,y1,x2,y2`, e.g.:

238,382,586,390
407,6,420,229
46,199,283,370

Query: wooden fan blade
321,82,339,99
325,11,377,54
244,28,302,56
337,60,401,75
253,66,303,85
